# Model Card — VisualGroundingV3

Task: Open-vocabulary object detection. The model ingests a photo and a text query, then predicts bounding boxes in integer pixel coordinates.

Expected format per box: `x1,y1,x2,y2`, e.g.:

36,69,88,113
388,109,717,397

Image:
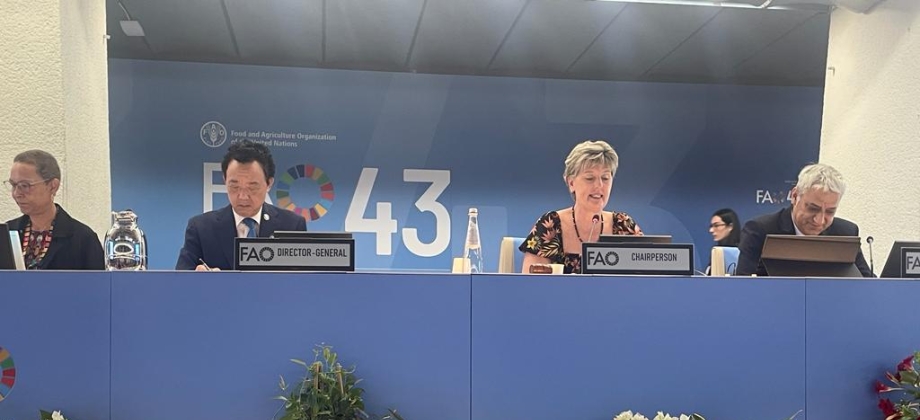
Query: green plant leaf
276,344,393,420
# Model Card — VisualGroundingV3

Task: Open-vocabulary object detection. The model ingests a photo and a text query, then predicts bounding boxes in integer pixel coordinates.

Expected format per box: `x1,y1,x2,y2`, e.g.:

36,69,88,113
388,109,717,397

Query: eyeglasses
4,179,48,193
709,222,729,229
226,184,263,196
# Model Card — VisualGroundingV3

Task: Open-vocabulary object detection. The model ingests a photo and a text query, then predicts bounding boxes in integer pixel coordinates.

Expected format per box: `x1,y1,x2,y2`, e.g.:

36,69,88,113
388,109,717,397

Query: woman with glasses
5,150,104,270
709,208,741,247
705,208,741,275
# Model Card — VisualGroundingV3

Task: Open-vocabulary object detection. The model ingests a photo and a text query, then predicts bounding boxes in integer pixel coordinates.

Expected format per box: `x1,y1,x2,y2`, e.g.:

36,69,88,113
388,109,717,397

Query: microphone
866,236,875,274
587,214,600,242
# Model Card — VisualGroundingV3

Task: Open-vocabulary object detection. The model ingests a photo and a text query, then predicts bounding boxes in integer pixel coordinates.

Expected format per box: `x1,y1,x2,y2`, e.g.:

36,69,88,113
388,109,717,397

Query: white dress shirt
233,209,263,238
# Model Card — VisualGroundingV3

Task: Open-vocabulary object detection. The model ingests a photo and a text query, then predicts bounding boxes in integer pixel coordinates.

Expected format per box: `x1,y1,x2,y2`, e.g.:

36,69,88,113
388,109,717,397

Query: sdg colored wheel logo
0,347,15,402
275,164,334,221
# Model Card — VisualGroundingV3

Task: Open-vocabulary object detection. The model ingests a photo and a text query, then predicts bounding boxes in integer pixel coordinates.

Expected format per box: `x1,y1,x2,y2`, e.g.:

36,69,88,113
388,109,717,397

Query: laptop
880,241,920,278
761,234,862,277
0,223,26,270
272,231,353,240
598,234,672,244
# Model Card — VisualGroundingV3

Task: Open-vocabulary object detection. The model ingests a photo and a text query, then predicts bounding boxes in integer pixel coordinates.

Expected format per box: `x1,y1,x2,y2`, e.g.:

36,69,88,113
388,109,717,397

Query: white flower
614,411,636,420
51,411,66,420
614,411,649,420
617,410,697,420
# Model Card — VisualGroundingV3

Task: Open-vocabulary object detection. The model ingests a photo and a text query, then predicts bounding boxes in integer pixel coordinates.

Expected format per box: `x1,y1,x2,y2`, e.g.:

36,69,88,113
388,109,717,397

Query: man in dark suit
736,163,873,277
176,140,306,270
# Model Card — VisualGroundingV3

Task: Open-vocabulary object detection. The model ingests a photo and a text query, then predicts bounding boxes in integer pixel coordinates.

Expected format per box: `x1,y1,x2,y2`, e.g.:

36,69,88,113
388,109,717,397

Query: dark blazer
175,204,307,270
736,206,873,277
6,204,105,270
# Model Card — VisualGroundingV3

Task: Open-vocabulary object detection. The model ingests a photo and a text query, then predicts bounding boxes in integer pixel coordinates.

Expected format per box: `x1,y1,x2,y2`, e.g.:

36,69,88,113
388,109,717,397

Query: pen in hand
198,258,214,271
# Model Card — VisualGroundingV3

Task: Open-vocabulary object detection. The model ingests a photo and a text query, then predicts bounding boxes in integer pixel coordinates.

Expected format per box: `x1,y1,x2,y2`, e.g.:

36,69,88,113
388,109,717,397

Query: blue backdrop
108,59,821,270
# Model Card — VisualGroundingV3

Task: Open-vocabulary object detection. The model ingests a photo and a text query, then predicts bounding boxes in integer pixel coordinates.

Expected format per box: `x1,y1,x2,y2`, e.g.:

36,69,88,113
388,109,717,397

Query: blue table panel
805,278,920,420
109,272,471,420
471,274,806,420
0,272,111,420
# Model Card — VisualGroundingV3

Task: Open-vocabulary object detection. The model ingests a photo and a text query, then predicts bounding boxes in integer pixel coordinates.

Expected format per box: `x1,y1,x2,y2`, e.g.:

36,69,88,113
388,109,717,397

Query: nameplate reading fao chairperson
234,237,355,271
581,242,694,275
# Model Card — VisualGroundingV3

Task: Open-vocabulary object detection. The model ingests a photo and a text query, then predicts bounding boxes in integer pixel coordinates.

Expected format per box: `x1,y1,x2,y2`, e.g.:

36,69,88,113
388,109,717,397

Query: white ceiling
105,0,836,86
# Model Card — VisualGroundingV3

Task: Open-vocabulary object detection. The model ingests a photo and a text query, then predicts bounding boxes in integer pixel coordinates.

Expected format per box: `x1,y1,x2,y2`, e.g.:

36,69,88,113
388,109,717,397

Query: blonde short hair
795,163,846,196
563,140,619,181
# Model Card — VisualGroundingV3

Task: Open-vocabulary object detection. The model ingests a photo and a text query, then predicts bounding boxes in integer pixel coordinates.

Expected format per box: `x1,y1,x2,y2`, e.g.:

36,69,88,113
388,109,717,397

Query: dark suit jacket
6,204,105,270
736,206,874,277
175,204,307,270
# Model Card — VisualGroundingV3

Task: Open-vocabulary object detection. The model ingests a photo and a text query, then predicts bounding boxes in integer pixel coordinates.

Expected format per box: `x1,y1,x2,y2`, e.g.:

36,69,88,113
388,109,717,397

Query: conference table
1,271,917,420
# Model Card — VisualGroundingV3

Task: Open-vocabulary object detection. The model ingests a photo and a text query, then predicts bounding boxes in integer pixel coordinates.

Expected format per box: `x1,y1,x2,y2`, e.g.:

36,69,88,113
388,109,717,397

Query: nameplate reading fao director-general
581,242,694,275
234,237,355,271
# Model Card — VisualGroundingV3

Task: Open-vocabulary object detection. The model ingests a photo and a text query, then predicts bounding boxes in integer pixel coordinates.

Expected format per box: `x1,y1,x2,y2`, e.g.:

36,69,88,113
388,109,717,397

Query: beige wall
0,0,110,238
820,0,920,274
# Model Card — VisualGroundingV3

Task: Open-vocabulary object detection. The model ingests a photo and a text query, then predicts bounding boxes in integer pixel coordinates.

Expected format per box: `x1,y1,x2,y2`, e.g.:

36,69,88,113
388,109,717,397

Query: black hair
712,208,741,247
221,140,275,181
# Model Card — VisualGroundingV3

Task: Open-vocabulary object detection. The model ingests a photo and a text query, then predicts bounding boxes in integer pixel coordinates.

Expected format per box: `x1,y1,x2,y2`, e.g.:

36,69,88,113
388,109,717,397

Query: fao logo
586,250,620,266
755,189,792,205
241,246,275,262
200,121,228,148
604,251,620,266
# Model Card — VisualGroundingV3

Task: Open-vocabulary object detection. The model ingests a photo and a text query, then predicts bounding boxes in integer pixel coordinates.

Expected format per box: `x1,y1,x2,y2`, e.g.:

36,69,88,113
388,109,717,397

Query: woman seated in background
519,140,642,274
710,208,740,247
706,208,741,275
5,150,104,270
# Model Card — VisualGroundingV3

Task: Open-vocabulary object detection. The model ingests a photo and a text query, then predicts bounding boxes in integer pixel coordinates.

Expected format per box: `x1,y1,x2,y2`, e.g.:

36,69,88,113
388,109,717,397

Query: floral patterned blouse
519,210,643,274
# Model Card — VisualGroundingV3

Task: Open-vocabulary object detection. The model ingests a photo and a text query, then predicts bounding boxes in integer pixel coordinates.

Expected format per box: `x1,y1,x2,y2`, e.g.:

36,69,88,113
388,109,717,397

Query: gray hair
795,163,845,196
563,140,619,181
14,150,61,181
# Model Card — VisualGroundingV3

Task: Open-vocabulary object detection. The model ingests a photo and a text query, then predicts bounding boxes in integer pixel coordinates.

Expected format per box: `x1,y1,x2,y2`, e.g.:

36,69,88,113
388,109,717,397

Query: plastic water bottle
464,208,483,273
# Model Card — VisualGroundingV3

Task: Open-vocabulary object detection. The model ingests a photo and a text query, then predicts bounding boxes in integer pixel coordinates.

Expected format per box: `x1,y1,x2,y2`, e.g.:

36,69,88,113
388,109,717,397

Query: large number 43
344,168,450,257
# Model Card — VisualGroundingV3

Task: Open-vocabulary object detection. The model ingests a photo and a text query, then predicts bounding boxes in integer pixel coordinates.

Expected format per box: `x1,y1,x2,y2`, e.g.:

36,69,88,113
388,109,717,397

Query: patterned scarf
22,221,54,270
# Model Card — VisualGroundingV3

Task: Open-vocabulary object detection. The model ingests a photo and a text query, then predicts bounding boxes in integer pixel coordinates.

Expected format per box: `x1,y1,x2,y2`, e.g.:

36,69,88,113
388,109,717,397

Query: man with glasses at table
736,163,874,277
5,150,104,270
176,140,306,271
